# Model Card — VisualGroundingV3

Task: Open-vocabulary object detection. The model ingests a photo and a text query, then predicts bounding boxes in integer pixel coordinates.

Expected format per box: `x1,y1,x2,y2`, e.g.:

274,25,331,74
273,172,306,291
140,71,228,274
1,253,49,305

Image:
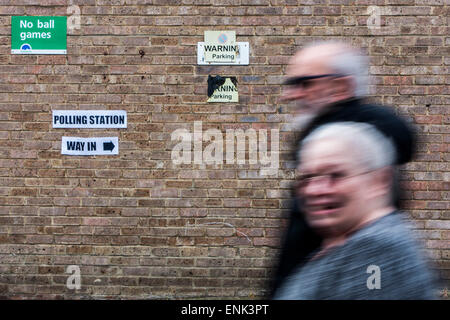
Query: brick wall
0,0,448,299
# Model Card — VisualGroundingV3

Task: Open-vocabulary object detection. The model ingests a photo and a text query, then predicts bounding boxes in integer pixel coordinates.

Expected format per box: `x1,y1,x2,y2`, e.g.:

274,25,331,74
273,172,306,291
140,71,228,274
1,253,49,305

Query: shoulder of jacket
350,214,417,251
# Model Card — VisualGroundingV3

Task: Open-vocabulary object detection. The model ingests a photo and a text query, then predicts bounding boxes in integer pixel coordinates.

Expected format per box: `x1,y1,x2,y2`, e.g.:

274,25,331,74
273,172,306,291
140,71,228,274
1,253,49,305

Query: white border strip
11,49,67,54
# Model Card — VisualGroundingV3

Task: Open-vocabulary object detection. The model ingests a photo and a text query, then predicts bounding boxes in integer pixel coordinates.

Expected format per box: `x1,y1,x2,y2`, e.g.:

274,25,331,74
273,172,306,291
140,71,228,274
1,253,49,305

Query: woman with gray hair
273,122,437,299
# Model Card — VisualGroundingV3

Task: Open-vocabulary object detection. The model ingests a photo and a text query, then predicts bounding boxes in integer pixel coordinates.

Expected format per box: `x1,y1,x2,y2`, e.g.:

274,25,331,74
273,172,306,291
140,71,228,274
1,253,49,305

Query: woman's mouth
306,202,342,215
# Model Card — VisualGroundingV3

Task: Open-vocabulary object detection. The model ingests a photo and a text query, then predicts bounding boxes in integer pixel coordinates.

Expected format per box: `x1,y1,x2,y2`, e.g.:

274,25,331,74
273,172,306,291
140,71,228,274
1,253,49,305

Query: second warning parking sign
207,75,238,103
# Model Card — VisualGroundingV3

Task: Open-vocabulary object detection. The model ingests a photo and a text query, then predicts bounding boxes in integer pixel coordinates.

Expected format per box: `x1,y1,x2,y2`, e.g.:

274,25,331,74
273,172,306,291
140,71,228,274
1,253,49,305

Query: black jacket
270,98,416,296
298,98,415,165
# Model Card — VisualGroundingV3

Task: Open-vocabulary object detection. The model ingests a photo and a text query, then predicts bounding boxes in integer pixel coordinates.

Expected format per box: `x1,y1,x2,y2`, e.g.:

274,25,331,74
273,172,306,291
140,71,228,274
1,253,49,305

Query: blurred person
271,41,416,295
273,122,437,299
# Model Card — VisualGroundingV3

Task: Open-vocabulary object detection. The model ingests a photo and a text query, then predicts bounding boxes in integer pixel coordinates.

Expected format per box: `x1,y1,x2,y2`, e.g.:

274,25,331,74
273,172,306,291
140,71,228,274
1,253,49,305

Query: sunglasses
283,74,344,88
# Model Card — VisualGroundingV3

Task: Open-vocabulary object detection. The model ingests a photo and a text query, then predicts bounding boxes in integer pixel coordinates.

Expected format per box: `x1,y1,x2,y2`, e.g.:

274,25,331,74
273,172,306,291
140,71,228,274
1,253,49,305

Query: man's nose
281,86,305,102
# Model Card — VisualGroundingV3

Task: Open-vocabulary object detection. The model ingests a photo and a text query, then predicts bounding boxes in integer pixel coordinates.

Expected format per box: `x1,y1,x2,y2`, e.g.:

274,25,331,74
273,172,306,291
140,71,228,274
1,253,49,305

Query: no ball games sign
11,16,67,54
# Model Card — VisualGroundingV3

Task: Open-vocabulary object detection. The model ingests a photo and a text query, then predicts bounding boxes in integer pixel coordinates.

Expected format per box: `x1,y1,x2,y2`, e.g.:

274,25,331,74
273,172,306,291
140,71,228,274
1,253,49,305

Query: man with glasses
273,122,436,299
271,41,416,296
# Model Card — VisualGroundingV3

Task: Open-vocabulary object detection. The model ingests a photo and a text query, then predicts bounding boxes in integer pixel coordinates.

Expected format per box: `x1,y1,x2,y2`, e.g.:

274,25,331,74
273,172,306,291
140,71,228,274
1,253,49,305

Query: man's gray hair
328,48,369,97
304,41,369,97
300,122,396,170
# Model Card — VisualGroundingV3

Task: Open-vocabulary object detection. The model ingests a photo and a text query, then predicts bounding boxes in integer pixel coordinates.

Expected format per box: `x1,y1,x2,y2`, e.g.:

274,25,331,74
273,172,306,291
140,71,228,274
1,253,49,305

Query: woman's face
297,138,378,237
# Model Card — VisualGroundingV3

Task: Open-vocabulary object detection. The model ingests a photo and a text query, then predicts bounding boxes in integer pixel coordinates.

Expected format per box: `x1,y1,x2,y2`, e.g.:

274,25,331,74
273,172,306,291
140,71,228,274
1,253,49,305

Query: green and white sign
11,16,67,54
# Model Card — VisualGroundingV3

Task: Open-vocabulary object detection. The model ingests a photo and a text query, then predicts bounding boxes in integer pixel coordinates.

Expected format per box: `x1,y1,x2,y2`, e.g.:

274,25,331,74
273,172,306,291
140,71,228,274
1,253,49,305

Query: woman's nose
302,176,333,196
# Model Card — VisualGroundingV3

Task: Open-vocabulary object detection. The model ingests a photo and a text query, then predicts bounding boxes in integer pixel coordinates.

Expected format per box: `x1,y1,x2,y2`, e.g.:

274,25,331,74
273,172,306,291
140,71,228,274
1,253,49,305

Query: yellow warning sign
207,77,238,103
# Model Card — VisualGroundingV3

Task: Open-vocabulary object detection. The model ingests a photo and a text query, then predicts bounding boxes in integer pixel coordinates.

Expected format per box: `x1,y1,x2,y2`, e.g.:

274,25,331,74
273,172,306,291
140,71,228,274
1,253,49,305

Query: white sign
61,137,119,156
198,42,249,65
53,110,127,128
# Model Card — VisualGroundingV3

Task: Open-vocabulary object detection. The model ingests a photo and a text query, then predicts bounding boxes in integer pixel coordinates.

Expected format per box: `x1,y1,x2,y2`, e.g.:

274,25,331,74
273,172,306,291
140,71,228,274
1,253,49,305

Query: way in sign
61,137,119,156
67,141,90,151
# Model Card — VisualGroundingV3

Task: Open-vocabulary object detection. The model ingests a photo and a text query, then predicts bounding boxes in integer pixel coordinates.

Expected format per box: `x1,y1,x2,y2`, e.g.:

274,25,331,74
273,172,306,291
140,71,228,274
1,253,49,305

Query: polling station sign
53,110,127,128
11,16,67,54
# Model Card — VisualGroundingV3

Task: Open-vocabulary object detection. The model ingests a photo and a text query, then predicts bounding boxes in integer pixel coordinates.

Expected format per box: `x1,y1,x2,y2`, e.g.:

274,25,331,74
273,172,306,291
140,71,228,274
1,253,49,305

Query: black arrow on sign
103,141,115,152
